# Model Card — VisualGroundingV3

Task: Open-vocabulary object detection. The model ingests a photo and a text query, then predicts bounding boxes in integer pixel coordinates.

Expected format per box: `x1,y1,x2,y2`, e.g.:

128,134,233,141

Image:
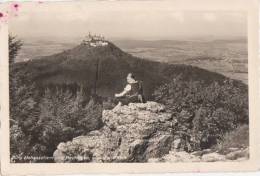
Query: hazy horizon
17,34,247,42
9,0,248,84
9,1,247,41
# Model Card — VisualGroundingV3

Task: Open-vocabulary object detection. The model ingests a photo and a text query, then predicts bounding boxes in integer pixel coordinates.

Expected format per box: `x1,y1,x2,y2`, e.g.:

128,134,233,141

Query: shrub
154,76,248,151
9,70,103,162
215,124,249,154
9,35,23,64
32,87,103,157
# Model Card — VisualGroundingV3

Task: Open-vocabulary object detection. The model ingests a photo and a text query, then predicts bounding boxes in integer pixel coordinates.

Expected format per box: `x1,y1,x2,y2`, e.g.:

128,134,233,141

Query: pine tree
9,35,23,64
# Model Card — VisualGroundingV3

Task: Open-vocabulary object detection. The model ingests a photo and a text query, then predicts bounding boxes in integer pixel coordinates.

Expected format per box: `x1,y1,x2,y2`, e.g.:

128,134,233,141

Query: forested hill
10,41,248,163
11,41,245,100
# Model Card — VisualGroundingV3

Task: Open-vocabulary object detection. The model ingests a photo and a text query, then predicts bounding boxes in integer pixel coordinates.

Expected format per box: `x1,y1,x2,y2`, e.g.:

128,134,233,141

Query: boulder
159,151,201,162
201,152,226,162
53,101,175,162
225,148,249,160
53,101,249,163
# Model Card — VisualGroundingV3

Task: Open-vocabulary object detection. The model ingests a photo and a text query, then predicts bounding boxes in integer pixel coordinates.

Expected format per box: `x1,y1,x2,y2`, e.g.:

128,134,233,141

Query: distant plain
16,37,248,84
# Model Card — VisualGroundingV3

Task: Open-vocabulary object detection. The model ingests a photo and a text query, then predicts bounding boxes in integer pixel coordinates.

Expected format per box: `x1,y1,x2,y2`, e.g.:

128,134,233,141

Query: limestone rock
53,101,174,162
161,151,201,162
225,148,249,160
53,101,249,163
148,148,249,163
201,152,226,162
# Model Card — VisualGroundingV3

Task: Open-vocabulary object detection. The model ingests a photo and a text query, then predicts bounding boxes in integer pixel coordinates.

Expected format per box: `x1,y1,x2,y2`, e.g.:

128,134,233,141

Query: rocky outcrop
148,147,249,163
53,101,249,163
53,101,175,162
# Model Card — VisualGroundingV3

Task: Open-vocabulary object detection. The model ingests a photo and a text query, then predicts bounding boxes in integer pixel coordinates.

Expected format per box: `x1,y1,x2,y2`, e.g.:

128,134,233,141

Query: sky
8,0,247,40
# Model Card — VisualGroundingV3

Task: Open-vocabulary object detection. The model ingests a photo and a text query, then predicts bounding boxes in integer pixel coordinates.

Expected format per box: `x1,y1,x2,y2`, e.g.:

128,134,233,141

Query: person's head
127,73,136,83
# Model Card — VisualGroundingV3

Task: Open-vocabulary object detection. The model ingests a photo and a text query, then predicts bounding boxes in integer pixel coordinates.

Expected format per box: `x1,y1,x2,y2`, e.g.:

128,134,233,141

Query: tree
9,35,23,64
153,76,248,151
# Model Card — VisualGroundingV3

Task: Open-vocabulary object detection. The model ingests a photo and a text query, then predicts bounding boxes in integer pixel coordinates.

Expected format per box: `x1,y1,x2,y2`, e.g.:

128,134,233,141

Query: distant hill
10,40,248,163
113,39,248,84
12,41,244,100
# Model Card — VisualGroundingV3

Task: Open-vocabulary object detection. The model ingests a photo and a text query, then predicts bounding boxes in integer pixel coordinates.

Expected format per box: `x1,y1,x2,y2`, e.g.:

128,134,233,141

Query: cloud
9,1,246,39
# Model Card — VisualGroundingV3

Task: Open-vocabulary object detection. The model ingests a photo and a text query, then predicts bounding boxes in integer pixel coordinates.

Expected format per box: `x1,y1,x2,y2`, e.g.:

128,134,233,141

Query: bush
153,76,248,151
9,35,23,64
215,124,249,154
10,69,103,162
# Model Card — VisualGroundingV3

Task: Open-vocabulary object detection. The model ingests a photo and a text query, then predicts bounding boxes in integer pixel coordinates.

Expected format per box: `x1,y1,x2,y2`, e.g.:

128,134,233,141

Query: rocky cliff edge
53,101,248,163
53,101,175,162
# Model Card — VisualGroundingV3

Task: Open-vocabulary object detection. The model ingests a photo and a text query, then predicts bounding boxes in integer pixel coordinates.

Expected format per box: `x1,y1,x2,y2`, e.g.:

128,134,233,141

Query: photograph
0,0,259,174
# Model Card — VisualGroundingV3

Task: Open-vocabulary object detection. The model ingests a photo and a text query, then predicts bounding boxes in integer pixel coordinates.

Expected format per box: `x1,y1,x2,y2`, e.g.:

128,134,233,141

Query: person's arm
115,84,131,97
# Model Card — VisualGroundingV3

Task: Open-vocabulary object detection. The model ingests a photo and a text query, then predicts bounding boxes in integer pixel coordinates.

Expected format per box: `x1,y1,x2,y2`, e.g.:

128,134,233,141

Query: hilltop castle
82,33,108,47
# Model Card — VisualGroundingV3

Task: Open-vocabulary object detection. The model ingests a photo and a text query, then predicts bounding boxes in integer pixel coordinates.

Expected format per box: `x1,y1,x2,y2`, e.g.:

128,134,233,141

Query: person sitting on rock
114,73,146,106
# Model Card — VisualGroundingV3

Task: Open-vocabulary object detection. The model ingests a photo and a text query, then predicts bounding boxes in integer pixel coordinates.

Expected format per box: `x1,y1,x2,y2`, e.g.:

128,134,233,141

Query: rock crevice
53,101,249,163
53,101,175,162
